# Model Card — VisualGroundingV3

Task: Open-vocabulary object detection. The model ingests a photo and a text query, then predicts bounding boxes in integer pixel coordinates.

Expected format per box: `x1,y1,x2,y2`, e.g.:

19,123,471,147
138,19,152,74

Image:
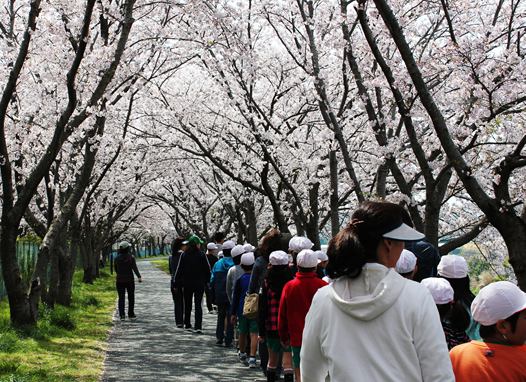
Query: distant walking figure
114,241,142,321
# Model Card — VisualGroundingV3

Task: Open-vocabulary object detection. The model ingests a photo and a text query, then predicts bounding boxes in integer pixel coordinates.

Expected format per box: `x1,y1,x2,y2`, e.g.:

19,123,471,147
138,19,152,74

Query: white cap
297,249,318,268
291,237,314,253
421,278,454,305
217,251,224,258
119,241,131,249
395,249,417,274
222,240,236,250
269,250,289,266
243,244,255,252
437,255,468,279
314,250,328,262
231,245,245,258
288,237,298,252
241,252,255,266
369,218,425,242
472,281,526,326
207,243,218,250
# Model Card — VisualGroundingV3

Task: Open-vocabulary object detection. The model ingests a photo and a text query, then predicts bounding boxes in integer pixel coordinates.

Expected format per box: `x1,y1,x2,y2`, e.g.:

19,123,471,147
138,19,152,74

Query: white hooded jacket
301,264,455,382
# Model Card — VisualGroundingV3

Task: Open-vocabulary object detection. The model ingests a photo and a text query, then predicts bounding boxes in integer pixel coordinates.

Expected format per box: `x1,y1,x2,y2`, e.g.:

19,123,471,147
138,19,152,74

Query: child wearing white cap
437,255,480,341
230,253,259,369
449,281,526,381
258,251,295,382
421,278,471,350
394,249,417,279
278,250,327,382
226,245,246,305
288,237,314,276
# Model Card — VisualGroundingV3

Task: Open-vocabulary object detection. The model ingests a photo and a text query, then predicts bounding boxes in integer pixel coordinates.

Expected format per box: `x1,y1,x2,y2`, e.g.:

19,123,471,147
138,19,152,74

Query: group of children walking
168,220,526,382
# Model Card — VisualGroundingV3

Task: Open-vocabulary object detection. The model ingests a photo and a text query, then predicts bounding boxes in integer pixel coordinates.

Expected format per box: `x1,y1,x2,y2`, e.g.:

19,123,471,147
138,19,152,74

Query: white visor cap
297,249,318,268
241,252,255,266
382,223,426,242
269,250,290,266
395,249,417,274
207,243,218,250
437,255,468,279
472,281,526,326
421,278,454,305
231,245,245,258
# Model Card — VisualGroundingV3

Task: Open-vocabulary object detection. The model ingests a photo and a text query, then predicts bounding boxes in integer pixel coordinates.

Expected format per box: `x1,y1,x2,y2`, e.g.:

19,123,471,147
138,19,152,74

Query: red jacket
278,272,327,347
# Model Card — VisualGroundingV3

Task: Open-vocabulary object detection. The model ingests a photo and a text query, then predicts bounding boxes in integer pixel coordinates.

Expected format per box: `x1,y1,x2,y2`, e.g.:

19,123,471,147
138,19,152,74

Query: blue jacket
231,273,251,317
210,257,234,304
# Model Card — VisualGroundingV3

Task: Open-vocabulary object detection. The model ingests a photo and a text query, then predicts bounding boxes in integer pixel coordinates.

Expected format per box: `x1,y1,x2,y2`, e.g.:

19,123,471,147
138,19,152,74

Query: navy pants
117,281,135,317
216,302,234,344
184,284,205,330
171,285,184,326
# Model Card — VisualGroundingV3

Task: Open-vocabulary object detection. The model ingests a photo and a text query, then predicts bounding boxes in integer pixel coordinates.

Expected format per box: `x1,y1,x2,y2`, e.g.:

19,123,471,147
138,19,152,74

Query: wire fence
0,241,83,301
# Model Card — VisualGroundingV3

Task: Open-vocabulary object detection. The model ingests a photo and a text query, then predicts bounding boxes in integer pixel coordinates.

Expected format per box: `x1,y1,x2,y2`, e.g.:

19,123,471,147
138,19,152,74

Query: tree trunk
245,200,258,245
0,225,34,325
44,247,59,308
56,214,80,306
329,150,340,238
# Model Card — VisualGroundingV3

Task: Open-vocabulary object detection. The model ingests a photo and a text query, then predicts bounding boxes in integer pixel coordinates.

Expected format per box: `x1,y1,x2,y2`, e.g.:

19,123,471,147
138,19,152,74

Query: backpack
243,293,259,319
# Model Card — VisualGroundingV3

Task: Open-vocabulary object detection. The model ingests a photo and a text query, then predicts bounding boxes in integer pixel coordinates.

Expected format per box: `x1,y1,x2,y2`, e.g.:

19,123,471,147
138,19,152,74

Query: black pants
171,285,184,326
183,284,205,330
117,281,135,317
205,284,213,312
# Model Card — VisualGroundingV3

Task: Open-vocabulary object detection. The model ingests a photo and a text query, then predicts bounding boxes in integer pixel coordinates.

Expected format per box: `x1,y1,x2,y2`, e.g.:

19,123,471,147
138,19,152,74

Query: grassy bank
0,269,117,382
150,259,169,275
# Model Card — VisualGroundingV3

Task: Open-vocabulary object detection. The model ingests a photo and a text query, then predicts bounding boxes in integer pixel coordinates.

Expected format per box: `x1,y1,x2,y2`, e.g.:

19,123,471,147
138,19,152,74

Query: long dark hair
264,265,294,294
438,275,476,309
258,230,283,262
172,237,185,254
326,201,404,279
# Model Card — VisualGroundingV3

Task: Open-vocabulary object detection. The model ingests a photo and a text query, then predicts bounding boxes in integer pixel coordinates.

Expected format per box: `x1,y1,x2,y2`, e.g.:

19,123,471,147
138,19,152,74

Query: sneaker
120,316,126,321
184,325,192,330
176,324,183,328
215,340,224,346
129,314,137,320
248,358,258,368
238,352,248,364
195,329,203,334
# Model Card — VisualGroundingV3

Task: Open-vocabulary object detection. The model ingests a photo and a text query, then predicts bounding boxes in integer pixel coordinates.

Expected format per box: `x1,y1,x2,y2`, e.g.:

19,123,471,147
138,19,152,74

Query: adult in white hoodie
301,202,455,382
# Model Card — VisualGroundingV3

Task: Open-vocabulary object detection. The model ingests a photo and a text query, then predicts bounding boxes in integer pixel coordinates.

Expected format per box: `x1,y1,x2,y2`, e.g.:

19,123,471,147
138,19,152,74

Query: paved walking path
101,259,266,382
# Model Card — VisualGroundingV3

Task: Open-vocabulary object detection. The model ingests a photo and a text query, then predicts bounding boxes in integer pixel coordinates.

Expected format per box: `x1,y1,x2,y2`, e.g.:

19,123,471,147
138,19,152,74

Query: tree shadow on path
101,260,265,381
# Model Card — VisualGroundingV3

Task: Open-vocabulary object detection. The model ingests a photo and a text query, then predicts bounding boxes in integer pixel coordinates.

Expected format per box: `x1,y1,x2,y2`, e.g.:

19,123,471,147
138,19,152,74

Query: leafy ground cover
0,269,117,382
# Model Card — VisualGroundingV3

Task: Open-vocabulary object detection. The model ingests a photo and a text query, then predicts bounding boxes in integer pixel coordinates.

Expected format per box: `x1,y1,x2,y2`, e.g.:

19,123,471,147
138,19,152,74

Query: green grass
0,270,117,381
150,259,170,275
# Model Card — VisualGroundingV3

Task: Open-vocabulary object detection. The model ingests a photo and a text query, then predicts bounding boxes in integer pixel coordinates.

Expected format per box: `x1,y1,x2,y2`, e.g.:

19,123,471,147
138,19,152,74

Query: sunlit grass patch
150,259,170,275
0,270,117,381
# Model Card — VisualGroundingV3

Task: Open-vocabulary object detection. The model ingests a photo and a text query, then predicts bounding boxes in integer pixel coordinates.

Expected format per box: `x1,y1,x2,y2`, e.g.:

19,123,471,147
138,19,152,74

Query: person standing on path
114,241,142,321
173,235,211,332
170,237,188,327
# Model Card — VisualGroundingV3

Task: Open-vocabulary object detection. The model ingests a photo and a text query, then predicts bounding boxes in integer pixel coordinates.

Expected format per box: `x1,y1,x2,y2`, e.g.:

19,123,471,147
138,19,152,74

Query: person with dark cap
173,235,211,333
170,237,188,327
114,241,142,321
